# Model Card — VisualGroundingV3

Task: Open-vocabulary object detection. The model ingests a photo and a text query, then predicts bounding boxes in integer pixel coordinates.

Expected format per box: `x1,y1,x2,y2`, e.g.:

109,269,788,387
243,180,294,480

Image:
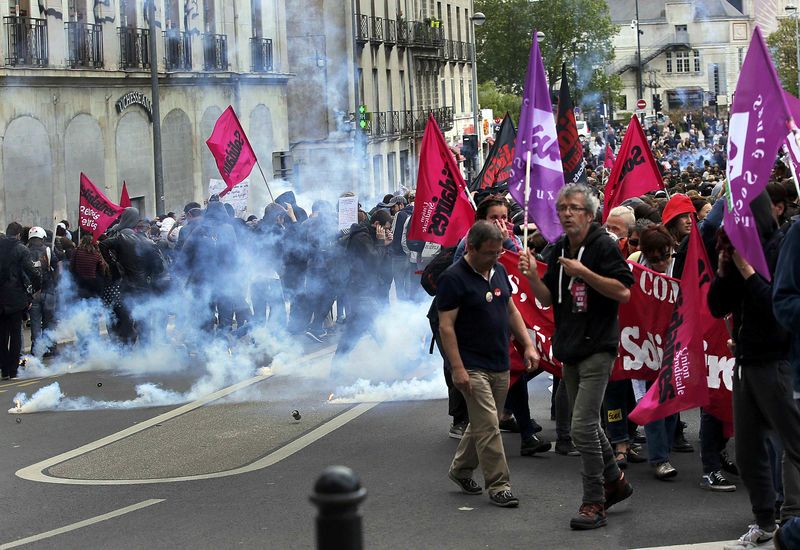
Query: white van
576,120,590,138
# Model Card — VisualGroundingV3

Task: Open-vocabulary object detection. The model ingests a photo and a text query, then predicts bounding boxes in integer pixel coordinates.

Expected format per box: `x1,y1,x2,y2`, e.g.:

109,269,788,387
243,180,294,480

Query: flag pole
255,160,276,203
523,151,532,252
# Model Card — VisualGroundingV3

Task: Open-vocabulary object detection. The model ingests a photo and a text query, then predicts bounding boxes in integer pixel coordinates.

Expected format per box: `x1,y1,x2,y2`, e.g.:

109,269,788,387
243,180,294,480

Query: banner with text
79,173,125,241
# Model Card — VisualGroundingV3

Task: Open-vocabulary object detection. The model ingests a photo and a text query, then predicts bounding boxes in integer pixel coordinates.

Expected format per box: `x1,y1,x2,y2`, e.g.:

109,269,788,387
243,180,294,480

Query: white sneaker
723,524,776,550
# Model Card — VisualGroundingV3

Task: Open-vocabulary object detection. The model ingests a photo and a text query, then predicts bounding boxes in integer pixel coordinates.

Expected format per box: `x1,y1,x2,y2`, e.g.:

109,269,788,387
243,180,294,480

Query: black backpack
420,246,457,296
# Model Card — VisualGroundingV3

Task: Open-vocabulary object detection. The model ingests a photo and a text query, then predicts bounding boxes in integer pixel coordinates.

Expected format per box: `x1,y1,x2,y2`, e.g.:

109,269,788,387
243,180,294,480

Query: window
399,70,406,111
460,79,465,113
456,7,461,41
738,47,744,68
666,52,672,73
618,95,627,111
387,152,396,189
672,50,693,73
386,69,393,110
451,77,455,111
251,0,263,37
400,150,409,186
675,24,687,32
693,50,700,72
372,69,380,112
358,68,364,105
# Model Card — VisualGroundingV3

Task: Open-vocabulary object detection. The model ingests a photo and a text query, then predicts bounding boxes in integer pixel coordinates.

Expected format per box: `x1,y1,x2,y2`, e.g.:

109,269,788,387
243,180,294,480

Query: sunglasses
628,239,639,246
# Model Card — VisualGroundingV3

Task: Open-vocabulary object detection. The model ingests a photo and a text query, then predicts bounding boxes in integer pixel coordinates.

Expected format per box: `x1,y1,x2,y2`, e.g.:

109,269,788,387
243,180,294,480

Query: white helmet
29,226,46,240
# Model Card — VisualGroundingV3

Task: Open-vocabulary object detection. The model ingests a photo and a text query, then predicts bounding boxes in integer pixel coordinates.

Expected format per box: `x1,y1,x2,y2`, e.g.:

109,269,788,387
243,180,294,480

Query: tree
478,81,522,123
768,19,799,97
474,0,618,95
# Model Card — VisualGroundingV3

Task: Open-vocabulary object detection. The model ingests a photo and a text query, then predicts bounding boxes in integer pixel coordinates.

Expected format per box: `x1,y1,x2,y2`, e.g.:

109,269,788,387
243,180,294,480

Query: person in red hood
661,194,694,246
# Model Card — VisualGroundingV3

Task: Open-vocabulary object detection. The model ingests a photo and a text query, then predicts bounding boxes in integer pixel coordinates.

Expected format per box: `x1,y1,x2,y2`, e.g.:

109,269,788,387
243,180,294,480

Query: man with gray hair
604,205,635,242
437,220,540,508
520,183,635,529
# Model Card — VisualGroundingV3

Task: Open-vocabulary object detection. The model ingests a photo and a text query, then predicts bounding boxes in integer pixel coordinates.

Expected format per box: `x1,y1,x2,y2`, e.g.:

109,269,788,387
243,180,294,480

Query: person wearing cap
26,226,59,357
388,195,413,301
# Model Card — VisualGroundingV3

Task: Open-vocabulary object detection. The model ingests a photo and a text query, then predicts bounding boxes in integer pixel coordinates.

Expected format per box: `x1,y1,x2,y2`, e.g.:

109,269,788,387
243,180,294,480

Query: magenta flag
79,173,125,241
724,27,795,280
508,31,565,243
205,106,257,197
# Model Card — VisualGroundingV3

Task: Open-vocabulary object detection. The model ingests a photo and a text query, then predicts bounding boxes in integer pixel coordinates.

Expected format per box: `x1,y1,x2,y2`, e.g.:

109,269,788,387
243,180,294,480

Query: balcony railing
66,21,102,68
411,21,444,48
118,26,149,69
397,20,410,45
384,19,396,46
251,36,273,72
387,110,401,135
202,33,228,71
360,108,454,136
370,16,383,44
164,29,191,70
4,16,48,67
356,14,369,43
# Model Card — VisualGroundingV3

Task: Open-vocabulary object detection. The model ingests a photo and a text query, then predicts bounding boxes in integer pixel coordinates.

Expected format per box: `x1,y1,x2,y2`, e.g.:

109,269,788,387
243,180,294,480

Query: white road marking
631,542,741,550
0,499,165,549
16,346,380,485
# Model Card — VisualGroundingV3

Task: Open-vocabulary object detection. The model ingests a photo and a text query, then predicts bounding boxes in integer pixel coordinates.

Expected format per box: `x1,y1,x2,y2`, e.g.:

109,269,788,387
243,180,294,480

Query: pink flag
119,181,132,208
79,173,125,241
603,144,615,169
602,116,664,221
724,27,795,280
205,106,257,197
629,222,711,425
408,114,475,247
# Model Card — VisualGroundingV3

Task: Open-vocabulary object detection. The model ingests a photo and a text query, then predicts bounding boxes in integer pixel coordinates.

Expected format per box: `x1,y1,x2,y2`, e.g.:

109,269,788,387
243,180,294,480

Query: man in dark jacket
709,192,800,548
26,226,59,357
520,183,634,530
0,223,41,379
389,197,413,300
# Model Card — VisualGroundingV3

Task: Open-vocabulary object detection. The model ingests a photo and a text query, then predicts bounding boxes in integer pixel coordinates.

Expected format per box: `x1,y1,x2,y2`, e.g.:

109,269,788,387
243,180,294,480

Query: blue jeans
604,379,632,445
778,516,800,548
645,414,677,466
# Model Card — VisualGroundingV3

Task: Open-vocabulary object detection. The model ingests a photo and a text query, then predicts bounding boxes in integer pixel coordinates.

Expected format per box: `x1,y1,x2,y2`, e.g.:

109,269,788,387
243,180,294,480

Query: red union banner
79,173,125,241
205,106,257,197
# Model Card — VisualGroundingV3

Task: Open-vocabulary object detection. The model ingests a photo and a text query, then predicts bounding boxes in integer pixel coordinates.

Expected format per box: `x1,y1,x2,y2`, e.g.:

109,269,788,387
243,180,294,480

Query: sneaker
570,502,607,530
555,438,580,457
723,524,775,550
672,432,695,453
520,435,552,456
654,461,678,480
531,417,543,434
449,422,468,440
721,450,740,477
633,430,646,444
604,471,634,510
304,331,323,343
701,471,737,492
499,417,519,433
489,490,519,508
448,470,482,495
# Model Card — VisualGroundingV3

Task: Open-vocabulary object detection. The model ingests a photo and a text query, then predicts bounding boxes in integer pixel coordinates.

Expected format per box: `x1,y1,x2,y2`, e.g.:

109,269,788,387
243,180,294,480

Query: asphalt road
0,339,759,550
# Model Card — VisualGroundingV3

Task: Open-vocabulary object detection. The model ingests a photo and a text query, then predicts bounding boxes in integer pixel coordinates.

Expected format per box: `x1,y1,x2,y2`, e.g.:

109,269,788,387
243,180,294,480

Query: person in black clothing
709,192,800,547
300,200,340,342
251,203,289,328
0,222,41,379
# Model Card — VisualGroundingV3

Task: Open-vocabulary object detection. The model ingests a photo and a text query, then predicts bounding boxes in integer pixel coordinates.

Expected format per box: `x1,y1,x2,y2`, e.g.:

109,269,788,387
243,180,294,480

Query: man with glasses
519,183,635,529
438,220,540,508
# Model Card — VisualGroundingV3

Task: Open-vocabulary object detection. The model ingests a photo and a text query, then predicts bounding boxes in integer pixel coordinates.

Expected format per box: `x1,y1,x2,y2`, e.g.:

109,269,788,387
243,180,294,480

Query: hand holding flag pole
523,151,532,252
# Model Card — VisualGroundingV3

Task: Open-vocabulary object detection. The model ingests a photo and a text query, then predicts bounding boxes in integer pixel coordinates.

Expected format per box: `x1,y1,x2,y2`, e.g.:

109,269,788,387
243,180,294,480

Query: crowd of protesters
2,110,800,546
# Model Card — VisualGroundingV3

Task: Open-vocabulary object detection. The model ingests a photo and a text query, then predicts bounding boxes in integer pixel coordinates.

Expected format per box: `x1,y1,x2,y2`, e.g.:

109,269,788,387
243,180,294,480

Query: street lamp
468,11,486,185
787,5,800,96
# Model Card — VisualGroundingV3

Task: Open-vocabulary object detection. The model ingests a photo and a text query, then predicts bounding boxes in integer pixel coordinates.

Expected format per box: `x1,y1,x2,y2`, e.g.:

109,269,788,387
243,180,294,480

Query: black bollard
310,465,367,550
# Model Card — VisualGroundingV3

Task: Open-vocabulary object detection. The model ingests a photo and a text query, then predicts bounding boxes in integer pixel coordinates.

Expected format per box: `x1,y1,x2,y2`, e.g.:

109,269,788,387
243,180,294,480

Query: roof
608,0,745,24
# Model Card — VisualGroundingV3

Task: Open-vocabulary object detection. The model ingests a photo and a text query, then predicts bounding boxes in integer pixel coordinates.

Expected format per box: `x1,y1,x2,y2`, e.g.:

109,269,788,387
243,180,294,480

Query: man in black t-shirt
520,183,635,530
437,221,539,508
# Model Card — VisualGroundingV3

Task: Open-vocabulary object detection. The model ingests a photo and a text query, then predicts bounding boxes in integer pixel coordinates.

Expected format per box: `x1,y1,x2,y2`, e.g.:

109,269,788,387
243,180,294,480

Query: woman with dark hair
71,235,109,299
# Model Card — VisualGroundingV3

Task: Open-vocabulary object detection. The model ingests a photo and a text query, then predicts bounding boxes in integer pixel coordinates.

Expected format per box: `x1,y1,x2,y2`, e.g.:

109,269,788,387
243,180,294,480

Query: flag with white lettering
629,223,712,425
205,106,257,197
602,115,664,221
556,64,587,184
408,114,475,247
508,31,565,243
471,114,516,192
724,26,794,280
79,173,125,241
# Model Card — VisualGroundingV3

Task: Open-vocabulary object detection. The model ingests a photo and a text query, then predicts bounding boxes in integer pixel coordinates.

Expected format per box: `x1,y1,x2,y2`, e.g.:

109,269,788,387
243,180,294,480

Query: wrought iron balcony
370,16,383,44
118,26,149,69
384,19,396,46
4,16,48,67
387,110,401,135
356,14,369,43
202,33,228,71
397,20,410,45
164,29,191,70
411,21,444,48
251,36,273,72
441,39,453,62
66,21,102,68
373,112,387,136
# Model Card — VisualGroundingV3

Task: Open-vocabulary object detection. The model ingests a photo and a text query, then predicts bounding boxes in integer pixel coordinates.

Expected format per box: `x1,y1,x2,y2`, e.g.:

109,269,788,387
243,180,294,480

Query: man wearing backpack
26,226,59,357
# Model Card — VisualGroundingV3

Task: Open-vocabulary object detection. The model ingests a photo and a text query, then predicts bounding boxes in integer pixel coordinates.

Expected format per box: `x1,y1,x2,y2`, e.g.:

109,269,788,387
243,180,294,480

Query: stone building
0,0,290,229
607,0,779,118
285,0,478,199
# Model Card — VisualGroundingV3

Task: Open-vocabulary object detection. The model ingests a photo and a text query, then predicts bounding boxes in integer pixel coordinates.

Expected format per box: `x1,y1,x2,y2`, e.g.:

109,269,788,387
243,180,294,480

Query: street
0,336,756,550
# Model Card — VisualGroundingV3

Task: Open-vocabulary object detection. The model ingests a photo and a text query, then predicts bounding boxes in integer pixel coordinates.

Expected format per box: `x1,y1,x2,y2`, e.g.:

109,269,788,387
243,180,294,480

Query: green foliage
478,81,522,123
474,0,618,96
768,19,799,96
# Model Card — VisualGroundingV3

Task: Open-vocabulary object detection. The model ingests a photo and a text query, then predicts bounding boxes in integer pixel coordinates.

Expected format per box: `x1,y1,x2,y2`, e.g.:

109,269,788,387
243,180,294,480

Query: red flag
408,114,475,247
471,114,516,192
603,144,615,169
602,116,664,221
629,223,711,425
556,64,587,184
205,106,257,197
79,173,125,241
119,181,132,208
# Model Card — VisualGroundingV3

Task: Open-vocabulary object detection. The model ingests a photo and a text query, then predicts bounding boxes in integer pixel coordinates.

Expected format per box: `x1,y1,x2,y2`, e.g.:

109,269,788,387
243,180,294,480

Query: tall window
456,7,461,41
399,70,406,111
693,50,700,72
165,0,179,28
252,0,263,37
204,0,215,32
446,4,452,40
460,79,465,113
386,69,393,110
68,0,87,21
372,68,380,112
120,0,137,27
666,52,672,73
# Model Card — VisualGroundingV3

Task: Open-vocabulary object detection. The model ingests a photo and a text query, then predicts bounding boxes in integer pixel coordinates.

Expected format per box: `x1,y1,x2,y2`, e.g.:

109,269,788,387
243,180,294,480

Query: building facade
286,0,478,200
0,0,291,230
608,0,768,119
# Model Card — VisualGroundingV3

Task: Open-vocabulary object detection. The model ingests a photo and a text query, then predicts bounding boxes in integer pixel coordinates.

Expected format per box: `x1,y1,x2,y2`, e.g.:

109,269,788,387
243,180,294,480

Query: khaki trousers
450,369,511,495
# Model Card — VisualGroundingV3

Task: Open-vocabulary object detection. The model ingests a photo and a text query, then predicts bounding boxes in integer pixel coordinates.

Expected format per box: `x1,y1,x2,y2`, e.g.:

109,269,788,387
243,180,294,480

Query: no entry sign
636,99,647,110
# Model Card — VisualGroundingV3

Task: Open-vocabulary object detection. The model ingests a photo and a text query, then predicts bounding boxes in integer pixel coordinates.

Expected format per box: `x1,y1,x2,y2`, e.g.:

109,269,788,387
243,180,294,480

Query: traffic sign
636,99,647,110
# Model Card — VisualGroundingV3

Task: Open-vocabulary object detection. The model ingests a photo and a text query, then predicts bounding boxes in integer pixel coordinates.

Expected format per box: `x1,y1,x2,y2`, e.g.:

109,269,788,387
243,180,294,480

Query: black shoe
633,430,646,444
721,450,739,477
700,471,736,492
448,470,482,495
672,433,694,453
489,490,519,508
531,418,543,434
521,435,552,456
448,422,468,440
604,471,634,510
555,438,580,457
627,446,647,463
499,417,519,433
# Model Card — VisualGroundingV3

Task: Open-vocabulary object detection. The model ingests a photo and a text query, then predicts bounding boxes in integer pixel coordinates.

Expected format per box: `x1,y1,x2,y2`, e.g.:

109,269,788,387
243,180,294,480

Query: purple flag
724,26,794,280
509,31,565,243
